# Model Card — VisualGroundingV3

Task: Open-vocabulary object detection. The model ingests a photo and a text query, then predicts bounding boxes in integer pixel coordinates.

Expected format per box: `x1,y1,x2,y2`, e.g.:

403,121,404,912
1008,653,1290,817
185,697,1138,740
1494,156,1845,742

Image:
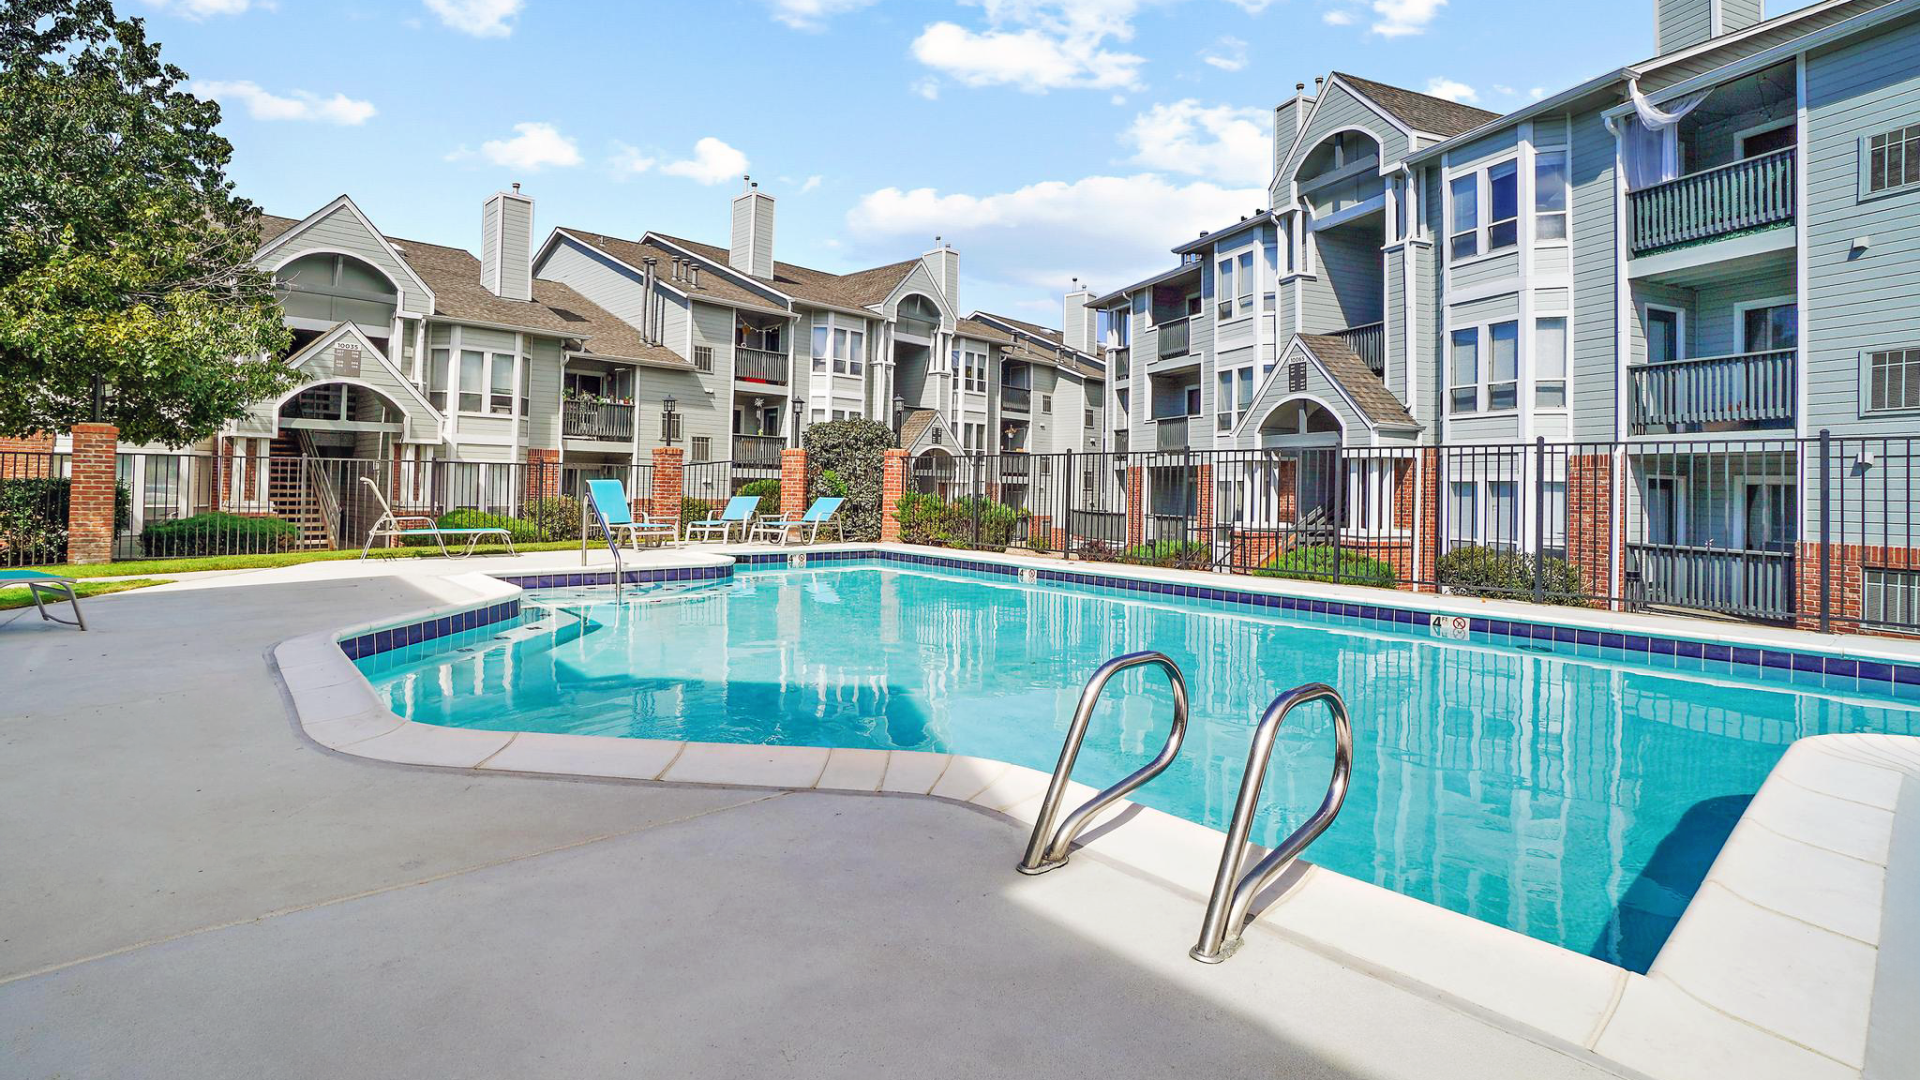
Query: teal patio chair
748,497,845,546
586,479,680,548
1,569,87,630
685,495,762,544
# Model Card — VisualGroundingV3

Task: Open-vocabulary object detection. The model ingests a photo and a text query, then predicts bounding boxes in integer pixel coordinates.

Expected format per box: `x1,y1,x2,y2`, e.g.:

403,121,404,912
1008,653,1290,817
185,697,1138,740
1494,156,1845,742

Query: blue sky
143,0,1810,323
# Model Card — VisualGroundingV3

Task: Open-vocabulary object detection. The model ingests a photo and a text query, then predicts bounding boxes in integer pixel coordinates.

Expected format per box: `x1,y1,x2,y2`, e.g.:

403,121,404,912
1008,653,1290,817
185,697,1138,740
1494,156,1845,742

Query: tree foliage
802,418,896,541
0,0,296,446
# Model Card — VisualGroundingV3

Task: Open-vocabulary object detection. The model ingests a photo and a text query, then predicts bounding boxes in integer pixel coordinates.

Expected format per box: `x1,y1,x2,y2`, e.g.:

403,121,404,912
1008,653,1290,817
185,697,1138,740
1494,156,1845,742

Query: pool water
357,563,1919,970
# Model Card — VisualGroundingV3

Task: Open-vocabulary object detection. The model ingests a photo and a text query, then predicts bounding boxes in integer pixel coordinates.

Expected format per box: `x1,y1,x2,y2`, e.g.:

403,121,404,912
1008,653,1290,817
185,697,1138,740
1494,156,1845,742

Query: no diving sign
1429,614,1470,640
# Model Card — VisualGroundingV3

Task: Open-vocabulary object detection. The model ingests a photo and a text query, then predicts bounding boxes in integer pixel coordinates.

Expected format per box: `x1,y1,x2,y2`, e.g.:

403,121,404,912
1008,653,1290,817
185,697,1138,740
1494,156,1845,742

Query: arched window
276,253,399,333
896,294,942,338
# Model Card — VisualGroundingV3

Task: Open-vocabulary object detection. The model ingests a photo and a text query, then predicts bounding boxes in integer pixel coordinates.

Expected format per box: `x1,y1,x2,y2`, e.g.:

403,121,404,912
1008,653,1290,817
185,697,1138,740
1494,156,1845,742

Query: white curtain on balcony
1623,84,1712,190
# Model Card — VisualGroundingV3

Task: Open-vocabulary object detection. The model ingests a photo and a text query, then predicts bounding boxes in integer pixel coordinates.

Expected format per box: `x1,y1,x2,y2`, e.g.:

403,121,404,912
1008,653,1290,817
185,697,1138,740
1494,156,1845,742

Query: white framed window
691,435,712,461
1862,123,1920,198
1216,256,1235,319
1448,329,1478,414
1447,158,1520,261
1486,480,1519,549
1534,151,1568,241
1448,174,1478,260
1542,480,1568,556
1487,161,1518,250
811,324,828,373
1447,481,1479,544
1488,322,1518,411
693,345,713,373
1535,316,1568,408
1864,347,1920,414
1644,305,1685,364
1447,479,1520,550
1740,480,1796,552
428,348,450,411
1236,250,1254,316
1736,298,1797,353
1216,371,1233,431
1736,118,1795,159
1448,321,1519,414
1041,394,1052,414
832,329,848,374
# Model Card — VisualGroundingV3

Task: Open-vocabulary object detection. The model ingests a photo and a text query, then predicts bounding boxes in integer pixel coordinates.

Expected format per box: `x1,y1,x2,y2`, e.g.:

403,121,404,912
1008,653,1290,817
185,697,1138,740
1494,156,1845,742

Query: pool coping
276,543,1920,1080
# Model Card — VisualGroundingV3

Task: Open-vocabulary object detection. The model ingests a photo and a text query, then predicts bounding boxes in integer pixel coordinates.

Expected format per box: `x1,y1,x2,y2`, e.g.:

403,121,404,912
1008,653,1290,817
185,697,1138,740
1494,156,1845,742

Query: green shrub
737,478,782,517
1437,545,1587,605
802,419,896,541
524,496,583,541
1254,544,1398,588
141,511,298,557
1119,540,1212,570
0,476,130,563
680,498,715,529
895,493,1028,551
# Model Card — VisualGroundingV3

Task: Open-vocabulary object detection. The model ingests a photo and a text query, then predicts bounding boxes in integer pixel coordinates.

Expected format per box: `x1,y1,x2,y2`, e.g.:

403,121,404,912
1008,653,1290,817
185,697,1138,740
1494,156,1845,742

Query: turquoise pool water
357,562,1919,970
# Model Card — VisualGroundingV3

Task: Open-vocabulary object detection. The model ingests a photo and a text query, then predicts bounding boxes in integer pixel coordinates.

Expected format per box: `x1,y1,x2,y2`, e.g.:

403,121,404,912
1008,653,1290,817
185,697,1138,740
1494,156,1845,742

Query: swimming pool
354,558,1920,970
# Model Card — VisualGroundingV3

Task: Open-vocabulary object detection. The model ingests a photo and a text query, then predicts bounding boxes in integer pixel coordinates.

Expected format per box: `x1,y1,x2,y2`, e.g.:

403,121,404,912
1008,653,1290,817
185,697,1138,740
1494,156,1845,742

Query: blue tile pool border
338,599,523,661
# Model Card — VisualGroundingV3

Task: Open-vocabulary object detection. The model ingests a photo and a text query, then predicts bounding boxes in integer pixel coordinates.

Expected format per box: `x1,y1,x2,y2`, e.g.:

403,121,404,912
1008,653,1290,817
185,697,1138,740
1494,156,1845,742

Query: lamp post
661,394,678,447
790,396,804,448
892,394,906,435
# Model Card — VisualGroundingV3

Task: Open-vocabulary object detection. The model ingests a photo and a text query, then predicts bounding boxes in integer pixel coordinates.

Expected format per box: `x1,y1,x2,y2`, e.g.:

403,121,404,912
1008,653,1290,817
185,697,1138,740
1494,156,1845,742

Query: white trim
254,195,436,312
1794,52,1810,440
277,321,442,422
1732,295,1796,352
1642,302,1689,362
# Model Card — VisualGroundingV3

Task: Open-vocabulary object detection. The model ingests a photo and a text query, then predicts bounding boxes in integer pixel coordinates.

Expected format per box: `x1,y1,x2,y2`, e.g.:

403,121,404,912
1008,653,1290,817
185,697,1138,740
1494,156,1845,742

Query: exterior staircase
266,435,336,548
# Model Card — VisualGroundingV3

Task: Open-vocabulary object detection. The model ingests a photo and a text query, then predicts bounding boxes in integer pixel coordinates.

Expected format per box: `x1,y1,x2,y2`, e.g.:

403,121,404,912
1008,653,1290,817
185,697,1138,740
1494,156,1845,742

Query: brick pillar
780,447,808,520
1799,540,1866,635
525,448,561,501
879,448,907,542
67,423,118,564
1196,462,1215,546
1567,452,1615,607
650,446,684,523
0,431,54,478
1125,465,1144,548
1414,448,1439,591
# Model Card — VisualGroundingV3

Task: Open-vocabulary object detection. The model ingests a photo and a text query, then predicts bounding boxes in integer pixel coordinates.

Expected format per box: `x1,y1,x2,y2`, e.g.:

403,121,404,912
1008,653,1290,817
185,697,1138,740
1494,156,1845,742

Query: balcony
734,347,790,386
1113,430,1130,454
1627,350,1795,435
732,434,785,468
1111,348,1130,381
1155,415,1190,451
562,399,634,441
1628,149,1794,256
1002,385,1031,413
1331,322,1385,377
1627,543,1796,622
1157,317,1191,361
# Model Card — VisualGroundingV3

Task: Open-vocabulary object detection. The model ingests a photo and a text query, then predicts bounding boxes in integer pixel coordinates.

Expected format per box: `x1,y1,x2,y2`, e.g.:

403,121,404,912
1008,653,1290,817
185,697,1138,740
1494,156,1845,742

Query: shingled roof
1335,73,1499,137
1297,334,1419,430
653,234,923,312
555,229,791,317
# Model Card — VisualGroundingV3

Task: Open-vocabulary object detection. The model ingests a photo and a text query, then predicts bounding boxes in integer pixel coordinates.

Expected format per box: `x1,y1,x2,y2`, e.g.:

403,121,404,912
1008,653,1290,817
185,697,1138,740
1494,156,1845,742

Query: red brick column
0,431,54,478
1125,466,1144,548
67,423,118,564
1567,451,1615,606
650,446,683,524
780,448,808,521
1197,462,1215,546
1414,448,1439,591
525,448,561,501
879,448,907,542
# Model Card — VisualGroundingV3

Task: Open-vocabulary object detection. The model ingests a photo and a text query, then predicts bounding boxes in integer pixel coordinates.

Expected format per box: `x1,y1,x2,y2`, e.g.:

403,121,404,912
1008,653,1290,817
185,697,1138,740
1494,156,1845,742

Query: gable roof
1333,73,1499,137
954,317,1017,346
971,310,1105,379
1296,334,1418,429
654,234,922,313
556,228,792,316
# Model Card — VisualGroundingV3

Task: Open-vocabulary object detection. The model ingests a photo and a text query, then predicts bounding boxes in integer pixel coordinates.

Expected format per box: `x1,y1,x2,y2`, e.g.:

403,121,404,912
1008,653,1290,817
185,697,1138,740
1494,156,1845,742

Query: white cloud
1321,9,1354,23
800,175,825,193
1529,87,1547,100
660,137,750,186
139,0,255,17
1491,84,1515,96
1201,35,1248,72
423,0,521,37
1220,0,1277,10
193,80,376,125
909,1,1150,94
1126,100,1270,186
1423,77,1478,104
1371,0,1444,36
764,0,879,29
609,143,656,177
458,122,581,171
912,76,941,100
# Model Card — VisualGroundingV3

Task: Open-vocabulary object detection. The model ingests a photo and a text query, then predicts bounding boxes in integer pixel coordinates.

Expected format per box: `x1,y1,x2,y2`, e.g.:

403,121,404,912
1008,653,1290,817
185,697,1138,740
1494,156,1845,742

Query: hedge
0,477,130,563
1254,544,1398,588
1437,544,1587,605
140,511,299,557
802,419,896,541
896,493,1028,551
736,478,782,517
1119,540,1212,570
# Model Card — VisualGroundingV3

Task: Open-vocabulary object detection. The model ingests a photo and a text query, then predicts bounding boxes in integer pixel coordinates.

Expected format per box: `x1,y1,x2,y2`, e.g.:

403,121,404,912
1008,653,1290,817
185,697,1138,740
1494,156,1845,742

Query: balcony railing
1332,322,1385,377
1155,415,1190,451
1113,431,1130,454
1628,349,1795,435
1628,148,1795,255
1002,385,1031,413
1627,543,1796,622
1111,348,1130,380
562,399,634,441
1157,317,1191,361
734,347,790,386
732,434,786,468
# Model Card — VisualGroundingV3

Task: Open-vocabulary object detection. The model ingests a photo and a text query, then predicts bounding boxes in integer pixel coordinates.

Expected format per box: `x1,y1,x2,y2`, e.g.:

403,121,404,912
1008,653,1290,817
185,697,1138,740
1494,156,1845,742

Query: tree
802,418,897,541
0,0,296,447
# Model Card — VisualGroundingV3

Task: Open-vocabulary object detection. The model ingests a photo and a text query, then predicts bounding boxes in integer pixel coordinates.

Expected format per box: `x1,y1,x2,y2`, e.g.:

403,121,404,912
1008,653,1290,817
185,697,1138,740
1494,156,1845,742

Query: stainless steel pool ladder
1189,683,1354,964
1016,651,1190,875
580,493,625,597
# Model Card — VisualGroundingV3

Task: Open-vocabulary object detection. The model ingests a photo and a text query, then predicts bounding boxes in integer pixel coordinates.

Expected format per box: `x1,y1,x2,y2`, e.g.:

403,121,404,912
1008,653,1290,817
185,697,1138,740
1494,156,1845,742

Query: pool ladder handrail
1016,650,1190,875
581,493,625,596
1190,682,1354,964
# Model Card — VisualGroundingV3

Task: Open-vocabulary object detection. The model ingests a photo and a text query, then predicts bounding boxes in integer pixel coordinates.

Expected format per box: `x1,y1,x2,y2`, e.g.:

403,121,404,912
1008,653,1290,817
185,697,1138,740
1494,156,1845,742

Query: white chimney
1655,0,1761,53
729,177,775,280
923,237,960,313
1063,280,1096,354
481,184,534,302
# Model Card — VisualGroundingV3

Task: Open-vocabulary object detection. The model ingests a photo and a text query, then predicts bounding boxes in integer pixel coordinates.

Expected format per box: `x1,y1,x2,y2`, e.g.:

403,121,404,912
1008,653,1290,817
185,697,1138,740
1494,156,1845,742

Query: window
1741,302,1797,352
1217,257,1234,319
428,348,450,410
1865,123,1920,195
832,329,848,374
1535,317,1568,408
811,408,825,424
1867,348,1920,413
519,358,530,417
1217,371,1234,431
1486,481,1519,549
1447,481,1479,544
963,348,987,391
458,350,485,413
1739,122,1795,158
488,353,515,415
1488,321,1518,411
691,435,712,461
1237,251,1254,316
1041,394,1052,414
1864,567,1920,627
1487,161,1518,250
1542,480,1568,557
812,325,828,372
693,345,713,373
1535,152,1568,241
1084,408,1095,428
1449,174,1478,260
1743,483,1796,552
846,330,864,375
1448,329,1478,413
1646,307,1682,364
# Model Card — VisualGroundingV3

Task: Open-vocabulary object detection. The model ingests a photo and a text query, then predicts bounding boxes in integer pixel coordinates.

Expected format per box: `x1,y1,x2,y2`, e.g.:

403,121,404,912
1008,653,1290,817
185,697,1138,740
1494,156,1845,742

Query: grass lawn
0,578,167,610
22,541,583,580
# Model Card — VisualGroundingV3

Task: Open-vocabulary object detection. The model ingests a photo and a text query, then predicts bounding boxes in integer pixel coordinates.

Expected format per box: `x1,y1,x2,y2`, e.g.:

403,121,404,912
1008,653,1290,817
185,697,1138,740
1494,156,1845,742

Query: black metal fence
896,433,1920,635
0,451,75,567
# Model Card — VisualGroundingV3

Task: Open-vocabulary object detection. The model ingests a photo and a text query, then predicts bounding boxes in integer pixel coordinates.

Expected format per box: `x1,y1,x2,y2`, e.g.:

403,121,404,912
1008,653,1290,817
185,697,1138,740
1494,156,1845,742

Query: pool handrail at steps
1191,683,1354,964
580,490,625,596
1017,651,1190,875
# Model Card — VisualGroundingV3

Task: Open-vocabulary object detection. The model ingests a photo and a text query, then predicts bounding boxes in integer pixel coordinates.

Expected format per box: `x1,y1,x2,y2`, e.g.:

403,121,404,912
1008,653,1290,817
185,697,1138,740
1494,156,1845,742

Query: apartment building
1092,0,1920,625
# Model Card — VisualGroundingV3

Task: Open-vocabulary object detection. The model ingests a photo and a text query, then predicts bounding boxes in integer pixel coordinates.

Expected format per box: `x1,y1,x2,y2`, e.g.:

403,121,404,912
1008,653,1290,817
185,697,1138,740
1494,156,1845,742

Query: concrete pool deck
2,546,1914,1079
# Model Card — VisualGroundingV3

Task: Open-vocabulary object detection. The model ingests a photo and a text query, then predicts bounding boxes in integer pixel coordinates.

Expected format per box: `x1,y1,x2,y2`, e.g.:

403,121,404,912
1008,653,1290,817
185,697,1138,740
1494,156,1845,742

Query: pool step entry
1016,651,1190,876
1016,655,1355,965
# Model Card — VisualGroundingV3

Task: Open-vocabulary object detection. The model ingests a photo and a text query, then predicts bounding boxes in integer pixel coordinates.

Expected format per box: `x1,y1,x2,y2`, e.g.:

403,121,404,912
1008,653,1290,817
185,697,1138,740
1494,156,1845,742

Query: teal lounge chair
586,479,680,548
748,497,845,545
359,477,516,559
1,569,87,630
685,495,762,543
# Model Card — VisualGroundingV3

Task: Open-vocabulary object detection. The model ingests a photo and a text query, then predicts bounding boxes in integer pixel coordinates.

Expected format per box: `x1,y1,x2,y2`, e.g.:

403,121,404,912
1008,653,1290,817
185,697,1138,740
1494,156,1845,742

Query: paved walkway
0,556,1622,1079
